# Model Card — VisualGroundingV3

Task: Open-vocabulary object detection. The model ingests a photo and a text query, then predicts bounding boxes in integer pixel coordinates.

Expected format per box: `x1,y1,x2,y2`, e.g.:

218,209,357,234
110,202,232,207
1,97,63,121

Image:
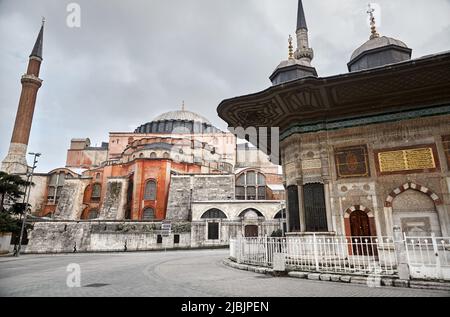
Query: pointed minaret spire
269,1,317,85
297,0,308,31
294,0,314,66
1,21,45,174
30,17,45,59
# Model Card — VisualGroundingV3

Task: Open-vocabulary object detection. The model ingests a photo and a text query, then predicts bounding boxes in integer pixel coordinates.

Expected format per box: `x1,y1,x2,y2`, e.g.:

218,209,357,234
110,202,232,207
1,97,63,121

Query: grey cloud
0,0,449,172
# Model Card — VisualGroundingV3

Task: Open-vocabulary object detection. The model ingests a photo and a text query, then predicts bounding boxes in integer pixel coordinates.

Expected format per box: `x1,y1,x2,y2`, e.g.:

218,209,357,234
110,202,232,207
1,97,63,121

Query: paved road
0,249,448,297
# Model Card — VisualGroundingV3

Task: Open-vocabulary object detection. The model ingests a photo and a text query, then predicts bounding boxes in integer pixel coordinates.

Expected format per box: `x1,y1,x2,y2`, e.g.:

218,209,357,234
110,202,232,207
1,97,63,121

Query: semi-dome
135,109,220,134
348,36,412,72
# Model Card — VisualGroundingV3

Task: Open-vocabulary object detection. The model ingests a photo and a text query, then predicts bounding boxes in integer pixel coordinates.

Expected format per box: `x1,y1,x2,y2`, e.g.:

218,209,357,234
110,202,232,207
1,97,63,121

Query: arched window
95,173,101,180
163,152,170,159
201,209,227,219
235,171,266,200
91,183,102,202
139,153,144,158
238,208,264,220
150,152,157,158
47,172,67,204
274,209,286,219
144,180,156,201
142,207,155,220
88,209,99,219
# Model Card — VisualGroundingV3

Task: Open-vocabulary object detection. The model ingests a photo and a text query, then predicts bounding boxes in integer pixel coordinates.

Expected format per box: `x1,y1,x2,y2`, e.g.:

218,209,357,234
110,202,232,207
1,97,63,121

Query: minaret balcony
21,74,43,86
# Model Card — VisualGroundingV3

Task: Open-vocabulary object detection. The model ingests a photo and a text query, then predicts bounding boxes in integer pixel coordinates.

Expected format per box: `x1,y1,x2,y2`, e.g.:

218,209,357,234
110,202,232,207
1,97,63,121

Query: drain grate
84,283,110,288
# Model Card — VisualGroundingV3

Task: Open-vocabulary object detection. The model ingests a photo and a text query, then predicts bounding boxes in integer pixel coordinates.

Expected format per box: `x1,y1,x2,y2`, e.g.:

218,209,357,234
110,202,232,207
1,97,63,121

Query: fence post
393,226,410,280
237,237,242,264
313,233,320,272
265,236,269,267
431,233,443,280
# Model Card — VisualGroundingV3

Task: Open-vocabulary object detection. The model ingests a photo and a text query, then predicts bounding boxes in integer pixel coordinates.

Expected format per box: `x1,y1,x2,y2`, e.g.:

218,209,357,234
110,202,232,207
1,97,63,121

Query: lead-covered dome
153,110,212,125
348,36,412,72
135,109,220,134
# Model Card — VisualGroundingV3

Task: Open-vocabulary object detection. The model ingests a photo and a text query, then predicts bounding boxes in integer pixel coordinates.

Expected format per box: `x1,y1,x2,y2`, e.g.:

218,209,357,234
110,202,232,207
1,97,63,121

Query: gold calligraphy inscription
378,148,435,173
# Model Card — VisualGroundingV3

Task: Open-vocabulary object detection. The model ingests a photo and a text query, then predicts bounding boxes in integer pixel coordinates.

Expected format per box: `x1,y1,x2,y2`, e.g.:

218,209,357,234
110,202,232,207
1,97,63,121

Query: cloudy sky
1,0,449,172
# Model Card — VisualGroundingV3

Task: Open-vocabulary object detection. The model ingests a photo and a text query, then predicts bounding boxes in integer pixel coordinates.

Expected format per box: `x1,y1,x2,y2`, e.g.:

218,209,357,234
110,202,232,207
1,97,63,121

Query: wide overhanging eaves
218,52,450,136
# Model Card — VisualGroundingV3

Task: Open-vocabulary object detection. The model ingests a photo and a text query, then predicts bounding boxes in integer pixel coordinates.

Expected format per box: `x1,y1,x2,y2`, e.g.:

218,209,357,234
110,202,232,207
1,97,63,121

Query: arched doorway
350,210,371,237
245,225,258,237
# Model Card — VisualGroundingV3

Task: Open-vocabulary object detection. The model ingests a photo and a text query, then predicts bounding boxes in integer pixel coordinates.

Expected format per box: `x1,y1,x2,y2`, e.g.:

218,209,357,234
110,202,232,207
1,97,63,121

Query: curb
223,258,450,291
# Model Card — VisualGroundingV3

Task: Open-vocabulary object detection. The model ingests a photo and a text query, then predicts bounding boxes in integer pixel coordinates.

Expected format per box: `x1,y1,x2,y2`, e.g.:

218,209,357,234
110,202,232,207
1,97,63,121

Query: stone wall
55,178,90,220
100,178,128,220
26,221,192,253
166,175,235,221
190,220,283,248
28,174,48,215
0,233,12,254
191,201,284,221
166,176,191,220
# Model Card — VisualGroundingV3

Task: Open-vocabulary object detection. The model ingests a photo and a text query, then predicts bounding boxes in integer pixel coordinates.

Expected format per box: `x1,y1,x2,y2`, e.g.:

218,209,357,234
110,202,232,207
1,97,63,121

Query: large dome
135,109,220,134
153,110,212,125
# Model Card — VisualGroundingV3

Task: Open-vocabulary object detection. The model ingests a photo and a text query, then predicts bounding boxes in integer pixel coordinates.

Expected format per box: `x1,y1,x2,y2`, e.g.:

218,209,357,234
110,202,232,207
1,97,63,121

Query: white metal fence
230,234,450,280
405,235,450,280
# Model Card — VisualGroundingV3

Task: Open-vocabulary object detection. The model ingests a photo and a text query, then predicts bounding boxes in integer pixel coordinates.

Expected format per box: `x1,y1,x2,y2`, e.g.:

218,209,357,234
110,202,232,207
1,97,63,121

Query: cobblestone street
0,249,448,297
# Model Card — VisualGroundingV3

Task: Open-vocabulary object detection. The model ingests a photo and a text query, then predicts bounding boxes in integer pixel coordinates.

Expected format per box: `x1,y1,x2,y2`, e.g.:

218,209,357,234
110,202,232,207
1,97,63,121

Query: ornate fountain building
218,1,450,238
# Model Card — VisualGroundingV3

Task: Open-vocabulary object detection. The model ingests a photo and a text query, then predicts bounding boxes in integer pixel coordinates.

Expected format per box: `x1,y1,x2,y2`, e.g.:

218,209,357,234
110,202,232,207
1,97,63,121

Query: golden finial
182,100,185,111
288,35,294,60
367,4,379,40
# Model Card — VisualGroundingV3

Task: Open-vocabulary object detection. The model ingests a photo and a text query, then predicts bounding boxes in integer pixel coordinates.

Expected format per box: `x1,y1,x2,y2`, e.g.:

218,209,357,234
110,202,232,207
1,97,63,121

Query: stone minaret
269,0,317,85
294,0,314,66
1,20,44,174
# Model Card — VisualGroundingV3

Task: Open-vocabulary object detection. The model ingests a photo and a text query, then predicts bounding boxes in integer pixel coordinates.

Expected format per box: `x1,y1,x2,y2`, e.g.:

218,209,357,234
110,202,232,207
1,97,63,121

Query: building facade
218,0,450,238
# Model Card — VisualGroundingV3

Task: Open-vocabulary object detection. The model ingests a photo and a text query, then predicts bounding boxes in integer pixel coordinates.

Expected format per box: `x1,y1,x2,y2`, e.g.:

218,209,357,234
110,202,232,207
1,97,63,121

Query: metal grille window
287,185,300,232
201,209,227,219
91,183,102,202
142,207,155,220
144,180,156,201
88,209,99,219
235,187,245,200
303,183,328,232
235,171,266,200
47,172,66,204
207,222,219,240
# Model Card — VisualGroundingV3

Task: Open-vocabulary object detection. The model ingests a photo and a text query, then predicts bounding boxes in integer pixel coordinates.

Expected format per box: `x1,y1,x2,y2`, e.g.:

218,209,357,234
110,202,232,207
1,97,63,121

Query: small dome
153,110,211,125
269,59,317,85
350,36,409,61
348,36,412,72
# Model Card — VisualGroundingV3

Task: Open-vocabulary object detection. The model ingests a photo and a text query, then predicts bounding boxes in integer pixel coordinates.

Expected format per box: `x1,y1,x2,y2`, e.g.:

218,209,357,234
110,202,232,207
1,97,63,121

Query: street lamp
15,152,41,257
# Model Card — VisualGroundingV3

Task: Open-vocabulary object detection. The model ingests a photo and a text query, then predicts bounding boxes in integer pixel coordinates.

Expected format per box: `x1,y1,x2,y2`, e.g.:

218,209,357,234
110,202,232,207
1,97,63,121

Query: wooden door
350,211,376,256
245,225,258,237
350,210,371,237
